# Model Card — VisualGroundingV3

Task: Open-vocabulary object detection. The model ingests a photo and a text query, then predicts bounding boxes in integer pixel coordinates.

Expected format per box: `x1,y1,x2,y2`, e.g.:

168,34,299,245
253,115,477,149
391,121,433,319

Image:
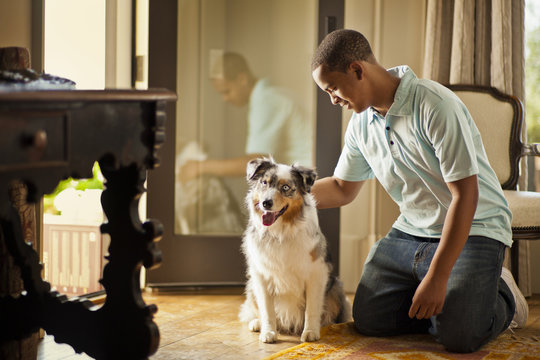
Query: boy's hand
178,160,201,183
408,274,446,319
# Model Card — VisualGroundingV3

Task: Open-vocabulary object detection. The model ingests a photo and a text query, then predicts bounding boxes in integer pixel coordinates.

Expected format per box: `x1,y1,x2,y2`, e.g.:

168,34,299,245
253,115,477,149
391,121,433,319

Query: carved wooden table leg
42,159,162,359
0,163,163,360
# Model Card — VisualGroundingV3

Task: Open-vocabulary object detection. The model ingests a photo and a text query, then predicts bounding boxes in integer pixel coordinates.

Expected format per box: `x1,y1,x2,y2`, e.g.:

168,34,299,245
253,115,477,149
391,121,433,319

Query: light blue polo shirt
334,66,512,246
246,79,312,166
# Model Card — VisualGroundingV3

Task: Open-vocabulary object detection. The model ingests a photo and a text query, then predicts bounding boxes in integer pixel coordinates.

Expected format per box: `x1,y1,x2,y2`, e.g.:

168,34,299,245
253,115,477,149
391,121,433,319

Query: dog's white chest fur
244,217,325,296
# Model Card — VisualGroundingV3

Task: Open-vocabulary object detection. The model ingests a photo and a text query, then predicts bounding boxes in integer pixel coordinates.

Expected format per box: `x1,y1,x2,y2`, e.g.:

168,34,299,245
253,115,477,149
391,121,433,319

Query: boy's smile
312,63,368,114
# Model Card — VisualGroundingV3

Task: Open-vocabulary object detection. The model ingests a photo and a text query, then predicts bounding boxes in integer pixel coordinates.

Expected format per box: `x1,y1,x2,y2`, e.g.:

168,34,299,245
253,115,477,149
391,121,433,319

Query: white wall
44,0,106,89
339,0,426,292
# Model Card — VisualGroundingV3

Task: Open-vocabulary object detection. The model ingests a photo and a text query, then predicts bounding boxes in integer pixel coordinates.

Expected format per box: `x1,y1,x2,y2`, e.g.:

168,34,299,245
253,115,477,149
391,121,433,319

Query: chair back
445,85,524,190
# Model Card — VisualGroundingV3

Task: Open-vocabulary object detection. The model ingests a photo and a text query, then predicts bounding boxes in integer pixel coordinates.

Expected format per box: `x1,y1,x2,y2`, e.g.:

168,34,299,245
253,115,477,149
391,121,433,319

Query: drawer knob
33,130,48,151
22,130,48,161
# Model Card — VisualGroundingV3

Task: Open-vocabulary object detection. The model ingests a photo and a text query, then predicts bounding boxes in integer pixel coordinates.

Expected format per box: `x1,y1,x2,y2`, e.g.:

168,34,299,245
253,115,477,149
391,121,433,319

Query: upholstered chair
447,85,540,293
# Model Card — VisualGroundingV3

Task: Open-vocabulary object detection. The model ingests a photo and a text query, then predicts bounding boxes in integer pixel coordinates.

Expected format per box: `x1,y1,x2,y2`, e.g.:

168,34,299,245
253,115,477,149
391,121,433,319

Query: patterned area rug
265,322,540,360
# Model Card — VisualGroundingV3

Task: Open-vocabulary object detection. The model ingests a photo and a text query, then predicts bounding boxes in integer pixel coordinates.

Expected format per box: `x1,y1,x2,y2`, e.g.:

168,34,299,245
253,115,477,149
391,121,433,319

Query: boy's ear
350,61,363,80
237,72,249,86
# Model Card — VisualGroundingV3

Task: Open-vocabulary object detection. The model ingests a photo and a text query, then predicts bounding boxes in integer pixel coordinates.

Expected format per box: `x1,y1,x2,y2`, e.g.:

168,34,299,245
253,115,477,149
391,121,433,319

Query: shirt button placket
385,124,394,146
385,122,398,155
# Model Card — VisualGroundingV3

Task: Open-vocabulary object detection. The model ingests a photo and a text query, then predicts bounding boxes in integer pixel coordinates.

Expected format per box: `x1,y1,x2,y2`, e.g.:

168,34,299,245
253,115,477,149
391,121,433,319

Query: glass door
147,0,343,286
174,0,316,236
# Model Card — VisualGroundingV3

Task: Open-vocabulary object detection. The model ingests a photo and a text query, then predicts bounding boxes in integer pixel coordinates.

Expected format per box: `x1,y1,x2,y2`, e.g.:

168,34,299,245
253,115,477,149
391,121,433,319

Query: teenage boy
310,29,528,353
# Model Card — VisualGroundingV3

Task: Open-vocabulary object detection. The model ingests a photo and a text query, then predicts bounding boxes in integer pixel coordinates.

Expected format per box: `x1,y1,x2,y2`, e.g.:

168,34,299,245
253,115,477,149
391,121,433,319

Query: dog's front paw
300,329,320,342
248,319,261,332
259,330,277,343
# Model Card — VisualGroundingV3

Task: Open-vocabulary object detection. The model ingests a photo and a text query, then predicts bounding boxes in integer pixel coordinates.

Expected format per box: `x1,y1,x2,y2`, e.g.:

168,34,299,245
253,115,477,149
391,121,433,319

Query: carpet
264,322,540,360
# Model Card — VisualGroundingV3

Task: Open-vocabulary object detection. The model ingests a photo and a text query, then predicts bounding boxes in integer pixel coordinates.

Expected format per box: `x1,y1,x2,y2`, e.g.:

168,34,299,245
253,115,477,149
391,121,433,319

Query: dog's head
246,158,317,226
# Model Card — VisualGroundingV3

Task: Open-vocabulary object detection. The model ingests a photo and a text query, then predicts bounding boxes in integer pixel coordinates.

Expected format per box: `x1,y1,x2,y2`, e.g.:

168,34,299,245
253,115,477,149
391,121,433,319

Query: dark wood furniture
0,89,176,359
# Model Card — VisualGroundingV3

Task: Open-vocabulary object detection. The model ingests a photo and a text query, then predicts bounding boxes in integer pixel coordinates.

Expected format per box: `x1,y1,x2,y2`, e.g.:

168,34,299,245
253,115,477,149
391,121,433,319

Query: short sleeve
245,86,291,156
426,98,479,182
333,114,374,181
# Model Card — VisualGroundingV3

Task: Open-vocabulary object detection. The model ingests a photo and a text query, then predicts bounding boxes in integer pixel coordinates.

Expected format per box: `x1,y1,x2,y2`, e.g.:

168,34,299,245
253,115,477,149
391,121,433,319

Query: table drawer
0,111,68,168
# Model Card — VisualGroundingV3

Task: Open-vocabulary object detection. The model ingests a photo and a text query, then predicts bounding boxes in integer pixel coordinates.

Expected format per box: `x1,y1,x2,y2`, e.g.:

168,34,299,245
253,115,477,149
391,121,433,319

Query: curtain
423,0,525,99
422,0,531,296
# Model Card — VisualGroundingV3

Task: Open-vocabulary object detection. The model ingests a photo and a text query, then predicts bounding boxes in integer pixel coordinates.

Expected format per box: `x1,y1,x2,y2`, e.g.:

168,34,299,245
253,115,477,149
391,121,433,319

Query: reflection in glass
175,0,316,235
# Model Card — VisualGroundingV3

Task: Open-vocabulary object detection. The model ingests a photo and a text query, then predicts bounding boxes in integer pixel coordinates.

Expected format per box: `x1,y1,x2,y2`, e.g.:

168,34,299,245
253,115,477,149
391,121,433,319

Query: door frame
315,0,344,277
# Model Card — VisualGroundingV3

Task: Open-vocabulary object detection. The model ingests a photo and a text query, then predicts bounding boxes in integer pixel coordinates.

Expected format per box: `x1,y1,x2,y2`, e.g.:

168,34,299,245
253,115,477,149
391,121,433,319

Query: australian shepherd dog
239,158,351,343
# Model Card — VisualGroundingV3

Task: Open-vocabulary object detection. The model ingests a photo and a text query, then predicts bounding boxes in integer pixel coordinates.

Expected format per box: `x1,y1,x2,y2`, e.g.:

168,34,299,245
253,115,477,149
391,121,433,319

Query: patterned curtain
422,0,531,296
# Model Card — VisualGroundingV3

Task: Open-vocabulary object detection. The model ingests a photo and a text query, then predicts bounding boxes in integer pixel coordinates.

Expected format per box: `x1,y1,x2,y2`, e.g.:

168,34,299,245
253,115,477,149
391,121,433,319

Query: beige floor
37,290,540,360
145,287,322,360
36,287,348,360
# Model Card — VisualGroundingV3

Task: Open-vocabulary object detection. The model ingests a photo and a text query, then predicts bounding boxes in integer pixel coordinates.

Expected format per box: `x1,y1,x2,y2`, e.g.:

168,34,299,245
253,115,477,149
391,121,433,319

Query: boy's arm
408,174,479,319
312,176,364,209
178,154,266,182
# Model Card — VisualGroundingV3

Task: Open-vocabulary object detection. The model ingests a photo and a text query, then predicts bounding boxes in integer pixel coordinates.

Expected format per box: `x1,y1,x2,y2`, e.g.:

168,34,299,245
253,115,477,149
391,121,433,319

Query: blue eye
282,184,290,191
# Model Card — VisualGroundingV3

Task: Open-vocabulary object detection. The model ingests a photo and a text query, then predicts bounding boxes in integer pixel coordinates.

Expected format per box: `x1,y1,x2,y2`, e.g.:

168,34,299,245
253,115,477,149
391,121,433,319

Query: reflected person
179,52,312,182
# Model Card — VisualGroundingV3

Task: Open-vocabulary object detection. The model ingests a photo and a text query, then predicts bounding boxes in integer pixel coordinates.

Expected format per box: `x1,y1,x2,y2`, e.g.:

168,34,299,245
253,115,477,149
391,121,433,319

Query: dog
239,158,351,343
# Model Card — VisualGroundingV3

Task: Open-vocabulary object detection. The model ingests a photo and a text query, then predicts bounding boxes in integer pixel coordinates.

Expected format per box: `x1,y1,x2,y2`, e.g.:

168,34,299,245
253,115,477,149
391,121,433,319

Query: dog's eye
282,184,291,191
261,180,268,185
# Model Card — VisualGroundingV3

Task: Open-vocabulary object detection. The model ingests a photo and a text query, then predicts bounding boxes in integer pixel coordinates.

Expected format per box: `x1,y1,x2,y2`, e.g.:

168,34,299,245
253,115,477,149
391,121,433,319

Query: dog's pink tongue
262,211,277,226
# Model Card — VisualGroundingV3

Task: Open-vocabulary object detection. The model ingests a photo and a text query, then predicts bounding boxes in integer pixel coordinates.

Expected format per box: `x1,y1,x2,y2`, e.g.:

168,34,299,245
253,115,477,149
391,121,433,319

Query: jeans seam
413,242,433,281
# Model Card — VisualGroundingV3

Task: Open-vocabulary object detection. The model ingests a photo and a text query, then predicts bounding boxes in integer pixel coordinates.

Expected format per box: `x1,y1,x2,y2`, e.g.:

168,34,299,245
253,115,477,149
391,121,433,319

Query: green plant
43,162,104,215
526,10,540,143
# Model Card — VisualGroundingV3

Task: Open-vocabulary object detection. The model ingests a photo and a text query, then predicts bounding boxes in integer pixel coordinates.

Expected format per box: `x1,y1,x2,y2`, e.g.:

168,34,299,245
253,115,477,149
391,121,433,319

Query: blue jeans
352,228,515,353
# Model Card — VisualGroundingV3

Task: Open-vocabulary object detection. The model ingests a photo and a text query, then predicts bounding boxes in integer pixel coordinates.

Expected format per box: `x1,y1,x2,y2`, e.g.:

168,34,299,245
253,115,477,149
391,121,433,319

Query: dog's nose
262,200,273,210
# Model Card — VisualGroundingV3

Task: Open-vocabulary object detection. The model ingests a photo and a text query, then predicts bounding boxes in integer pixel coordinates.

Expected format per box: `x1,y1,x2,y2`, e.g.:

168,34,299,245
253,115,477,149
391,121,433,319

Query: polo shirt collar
368,65,417,123
250,78,268,105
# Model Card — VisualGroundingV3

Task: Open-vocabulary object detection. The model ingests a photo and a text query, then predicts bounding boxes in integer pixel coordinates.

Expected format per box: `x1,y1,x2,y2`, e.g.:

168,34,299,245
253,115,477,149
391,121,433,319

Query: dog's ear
246,158,275,184
292,165,317,193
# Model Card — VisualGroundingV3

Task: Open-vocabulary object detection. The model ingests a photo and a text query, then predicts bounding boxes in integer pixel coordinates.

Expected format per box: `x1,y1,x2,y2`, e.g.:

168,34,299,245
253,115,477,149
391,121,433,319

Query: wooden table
0,89,176,359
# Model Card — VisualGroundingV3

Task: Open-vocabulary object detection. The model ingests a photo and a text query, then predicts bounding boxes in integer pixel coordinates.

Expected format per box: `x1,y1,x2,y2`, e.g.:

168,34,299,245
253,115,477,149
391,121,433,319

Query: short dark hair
222,52,252,81
311,29,373,72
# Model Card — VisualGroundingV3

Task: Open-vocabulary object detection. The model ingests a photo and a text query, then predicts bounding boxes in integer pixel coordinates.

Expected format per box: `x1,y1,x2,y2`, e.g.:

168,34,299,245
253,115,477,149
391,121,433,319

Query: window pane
174,0,317,235
526,0,540,192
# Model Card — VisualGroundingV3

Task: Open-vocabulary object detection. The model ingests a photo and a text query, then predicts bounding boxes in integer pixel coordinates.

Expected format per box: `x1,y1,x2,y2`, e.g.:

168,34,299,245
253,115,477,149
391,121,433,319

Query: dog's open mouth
261,205,288,226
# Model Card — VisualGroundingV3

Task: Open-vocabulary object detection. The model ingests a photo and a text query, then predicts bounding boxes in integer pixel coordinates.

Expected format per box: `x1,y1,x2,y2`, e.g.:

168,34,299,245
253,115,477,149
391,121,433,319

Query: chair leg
511,240,520,286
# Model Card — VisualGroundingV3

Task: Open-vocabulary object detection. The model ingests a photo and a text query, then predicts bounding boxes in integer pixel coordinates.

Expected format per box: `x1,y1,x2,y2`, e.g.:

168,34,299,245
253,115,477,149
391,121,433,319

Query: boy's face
312,63,368,114
212,75,250,107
